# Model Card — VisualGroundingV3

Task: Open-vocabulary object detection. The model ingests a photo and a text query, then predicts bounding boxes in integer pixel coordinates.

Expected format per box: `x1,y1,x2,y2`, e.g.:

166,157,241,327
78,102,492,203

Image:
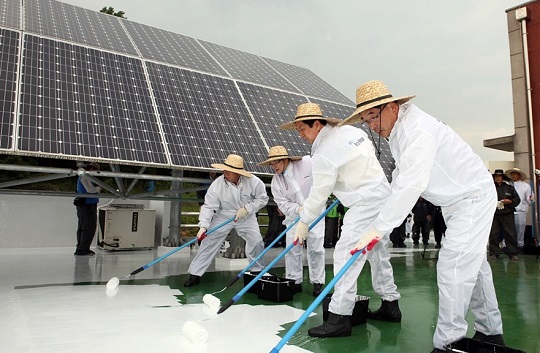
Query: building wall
509,2,540,174
0,194,170,248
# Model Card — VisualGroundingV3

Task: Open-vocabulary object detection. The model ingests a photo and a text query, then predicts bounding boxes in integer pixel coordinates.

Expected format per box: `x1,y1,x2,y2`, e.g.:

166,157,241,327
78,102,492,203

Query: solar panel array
0,0,395,176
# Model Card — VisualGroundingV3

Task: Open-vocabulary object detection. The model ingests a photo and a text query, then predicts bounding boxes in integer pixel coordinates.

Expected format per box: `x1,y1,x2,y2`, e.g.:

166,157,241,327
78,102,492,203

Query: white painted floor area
0,238,431,353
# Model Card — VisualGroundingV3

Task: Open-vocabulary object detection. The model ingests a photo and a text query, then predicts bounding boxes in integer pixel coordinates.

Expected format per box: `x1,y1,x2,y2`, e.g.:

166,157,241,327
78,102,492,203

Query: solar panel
0,0,19,29
238,82,310,160
0,0,394,177
122,21,227,76
199,40,300,93
146,62,268,171
18,34,168,165
25,0,138,56
264,57,353,106
0,28,18,150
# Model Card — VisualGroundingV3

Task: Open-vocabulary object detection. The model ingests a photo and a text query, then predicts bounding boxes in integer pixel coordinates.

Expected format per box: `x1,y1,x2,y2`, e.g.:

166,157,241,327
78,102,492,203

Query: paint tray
243,271,276,295
445,338,524,353
322,294,370,326
256,275,296,303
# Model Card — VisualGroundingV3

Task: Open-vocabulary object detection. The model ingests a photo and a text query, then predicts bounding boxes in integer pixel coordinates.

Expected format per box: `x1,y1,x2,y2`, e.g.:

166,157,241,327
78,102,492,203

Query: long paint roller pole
218,199,340,314
221,216,300,289
269,238,380,353
106,216,235,289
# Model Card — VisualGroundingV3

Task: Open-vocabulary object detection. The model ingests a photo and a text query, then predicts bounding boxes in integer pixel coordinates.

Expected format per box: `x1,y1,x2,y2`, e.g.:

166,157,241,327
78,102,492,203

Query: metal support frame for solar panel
0,0,395,200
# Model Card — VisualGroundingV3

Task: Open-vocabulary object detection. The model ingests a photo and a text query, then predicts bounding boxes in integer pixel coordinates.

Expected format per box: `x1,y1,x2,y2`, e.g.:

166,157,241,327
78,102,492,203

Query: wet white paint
1,284,311,353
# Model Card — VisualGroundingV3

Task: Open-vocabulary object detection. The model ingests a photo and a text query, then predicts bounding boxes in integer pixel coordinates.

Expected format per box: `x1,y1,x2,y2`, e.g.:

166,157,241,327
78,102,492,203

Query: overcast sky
62,0,527,165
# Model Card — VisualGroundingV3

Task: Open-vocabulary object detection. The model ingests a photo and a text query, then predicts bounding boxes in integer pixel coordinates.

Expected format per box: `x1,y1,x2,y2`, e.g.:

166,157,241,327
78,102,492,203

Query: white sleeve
374,129,436,234
244,178,269,214
301,155,336,224
271,178,300,219
198,182,221,229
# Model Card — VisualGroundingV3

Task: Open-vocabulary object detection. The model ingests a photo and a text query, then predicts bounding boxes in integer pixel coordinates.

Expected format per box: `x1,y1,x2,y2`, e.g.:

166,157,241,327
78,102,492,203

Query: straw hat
211,154,252,177
339,80,416,126
257,146,302,166
279,102,341,130
505,167,528,180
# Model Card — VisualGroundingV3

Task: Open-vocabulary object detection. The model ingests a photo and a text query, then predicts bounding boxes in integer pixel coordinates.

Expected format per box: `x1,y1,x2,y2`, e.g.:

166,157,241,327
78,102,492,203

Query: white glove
296,206,304,214
350,228,382,254
496,201,504,210
235,207,248,221
293,221,309,245
196,227,207,240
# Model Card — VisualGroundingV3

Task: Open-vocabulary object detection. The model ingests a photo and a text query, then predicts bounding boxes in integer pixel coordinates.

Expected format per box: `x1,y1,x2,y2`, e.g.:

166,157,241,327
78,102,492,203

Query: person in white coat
505,167,533,250
281,102,401,338
341,80,504,352
258,145,326,297
184,154,268,287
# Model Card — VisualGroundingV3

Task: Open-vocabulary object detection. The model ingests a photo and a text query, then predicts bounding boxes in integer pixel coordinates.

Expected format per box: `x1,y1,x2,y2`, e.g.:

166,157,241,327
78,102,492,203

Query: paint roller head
106,286,119,297
203,294,221,310
106,277,120,289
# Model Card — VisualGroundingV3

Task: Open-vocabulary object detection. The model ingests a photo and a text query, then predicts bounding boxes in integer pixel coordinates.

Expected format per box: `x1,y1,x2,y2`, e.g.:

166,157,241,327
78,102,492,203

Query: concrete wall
0,194,170,248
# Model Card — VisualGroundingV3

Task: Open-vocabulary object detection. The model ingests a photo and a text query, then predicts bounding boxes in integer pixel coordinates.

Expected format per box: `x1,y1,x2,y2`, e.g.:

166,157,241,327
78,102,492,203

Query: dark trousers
489,213,519,257
412,221,431,244
263,205,286,247
324,217,340,248
76,204,98,251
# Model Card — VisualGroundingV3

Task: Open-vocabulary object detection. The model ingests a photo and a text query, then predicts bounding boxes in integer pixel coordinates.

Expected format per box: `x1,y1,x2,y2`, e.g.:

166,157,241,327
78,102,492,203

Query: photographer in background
74,162,101,256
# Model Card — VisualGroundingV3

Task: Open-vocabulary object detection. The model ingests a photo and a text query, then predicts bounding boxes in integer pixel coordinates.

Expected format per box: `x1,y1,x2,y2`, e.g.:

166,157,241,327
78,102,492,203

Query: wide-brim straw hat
339,80,416,126
505,167,528,180
257,145,302,166
279,102,341,130
211,154,252,177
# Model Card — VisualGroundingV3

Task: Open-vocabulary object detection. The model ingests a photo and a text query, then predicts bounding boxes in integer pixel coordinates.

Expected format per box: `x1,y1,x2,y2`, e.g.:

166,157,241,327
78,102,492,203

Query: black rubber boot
367,299,402,322
312,283,323,297
183,274,201,287
472,331,505,346
308,312,352,337
430,348,445,353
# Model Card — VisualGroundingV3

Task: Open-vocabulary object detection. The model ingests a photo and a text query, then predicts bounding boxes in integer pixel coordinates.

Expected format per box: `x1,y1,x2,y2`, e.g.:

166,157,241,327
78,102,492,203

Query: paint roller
105,216,235,290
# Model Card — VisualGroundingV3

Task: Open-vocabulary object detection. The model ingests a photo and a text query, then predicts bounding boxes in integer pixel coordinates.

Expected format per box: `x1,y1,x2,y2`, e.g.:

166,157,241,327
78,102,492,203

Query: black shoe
435,243,441,249
367,299,402,322
74,249,95,256
398,242,406,248
183,274,201,287
308,312,352,337
291,283,302,294
472,331,505,346
312,283,323,297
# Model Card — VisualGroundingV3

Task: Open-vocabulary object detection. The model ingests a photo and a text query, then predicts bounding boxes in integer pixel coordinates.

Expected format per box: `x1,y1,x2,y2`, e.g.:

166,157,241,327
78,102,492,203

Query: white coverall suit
512,180,531,248
300,124,400,316
271,156,325,285
372,103,502,349
188,174,268,276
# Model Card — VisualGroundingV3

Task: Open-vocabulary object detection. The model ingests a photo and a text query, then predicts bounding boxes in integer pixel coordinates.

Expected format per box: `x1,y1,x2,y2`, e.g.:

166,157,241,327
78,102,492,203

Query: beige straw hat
279,102,341,130
211,154,252,177
339,80,416,126
505,167,528,180
257,146,302,166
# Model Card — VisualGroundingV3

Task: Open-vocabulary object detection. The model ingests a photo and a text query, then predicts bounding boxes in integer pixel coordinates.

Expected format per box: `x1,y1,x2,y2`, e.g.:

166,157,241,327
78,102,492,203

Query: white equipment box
97,205,156,250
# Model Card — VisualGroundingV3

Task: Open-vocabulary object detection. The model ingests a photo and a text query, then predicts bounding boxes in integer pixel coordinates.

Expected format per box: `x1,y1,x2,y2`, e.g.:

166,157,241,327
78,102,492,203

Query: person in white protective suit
340,80,504,352
280,102,401,338
505,167,533,250
184,154,268,287
257,145,326,297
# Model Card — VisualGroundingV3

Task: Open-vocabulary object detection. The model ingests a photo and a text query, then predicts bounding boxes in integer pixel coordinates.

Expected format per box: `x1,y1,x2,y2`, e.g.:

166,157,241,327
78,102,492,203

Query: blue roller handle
218,199,340,314
223,216,300,288
269,239,378,353
129,216,235,276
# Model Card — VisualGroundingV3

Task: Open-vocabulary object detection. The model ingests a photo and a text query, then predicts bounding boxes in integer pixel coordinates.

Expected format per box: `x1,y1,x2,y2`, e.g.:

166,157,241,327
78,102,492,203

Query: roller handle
226,276,240,288
130,267,145,276
217,298,236,315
